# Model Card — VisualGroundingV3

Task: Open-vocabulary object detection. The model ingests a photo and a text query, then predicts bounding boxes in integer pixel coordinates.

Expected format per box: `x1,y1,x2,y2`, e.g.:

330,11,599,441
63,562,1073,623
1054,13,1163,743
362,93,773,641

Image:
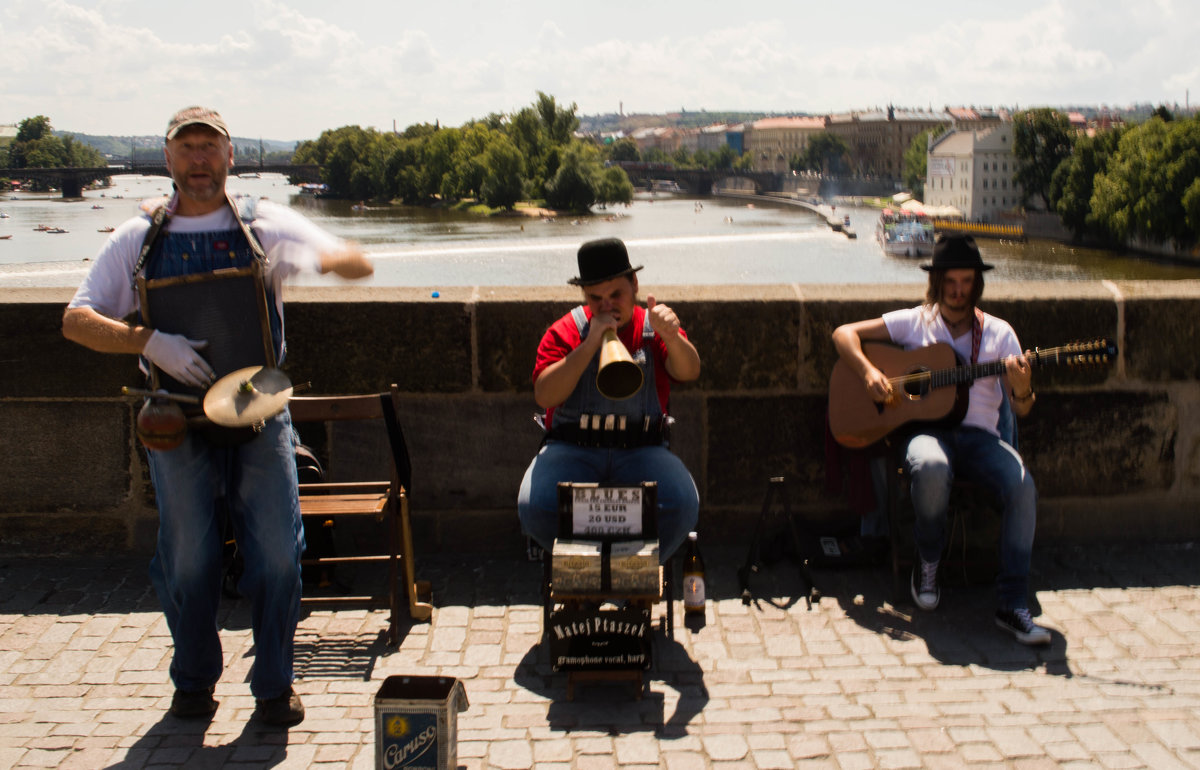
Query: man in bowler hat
832,234,1049,645
518,238,701,561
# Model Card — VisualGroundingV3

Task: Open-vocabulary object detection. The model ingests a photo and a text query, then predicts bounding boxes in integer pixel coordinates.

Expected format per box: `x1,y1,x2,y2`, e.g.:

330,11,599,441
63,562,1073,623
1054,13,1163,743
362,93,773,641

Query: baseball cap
165,106,230,140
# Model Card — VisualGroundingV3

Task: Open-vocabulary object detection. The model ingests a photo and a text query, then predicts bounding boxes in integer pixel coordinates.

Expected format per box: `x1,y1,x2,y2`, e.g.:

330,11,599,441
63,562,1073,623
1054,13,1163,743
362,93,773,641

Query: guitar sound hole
901,369,931,399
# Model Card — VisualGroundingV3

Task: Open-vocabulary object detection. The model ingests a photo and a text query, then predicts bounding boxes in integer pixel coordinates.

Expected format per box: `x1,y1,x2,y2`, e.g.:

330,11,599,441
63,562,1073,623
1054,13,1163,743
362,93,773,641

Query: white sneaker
995,608,1052,645
910,559,940,610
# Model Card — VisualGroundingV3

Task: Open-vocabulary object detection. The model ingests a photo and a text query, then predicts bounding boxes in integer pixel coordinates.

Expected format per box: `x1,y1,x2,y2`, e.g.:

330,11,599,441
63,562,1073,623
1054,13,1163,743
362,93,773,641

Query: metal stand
738,476,820,610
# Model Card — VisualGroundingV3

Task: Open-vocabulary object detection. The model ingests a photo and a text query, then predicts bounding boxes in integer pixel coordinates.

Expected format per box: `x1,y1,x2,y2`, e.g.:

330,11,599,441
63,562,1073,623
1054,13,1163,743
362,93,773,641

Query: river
2,173,1198,289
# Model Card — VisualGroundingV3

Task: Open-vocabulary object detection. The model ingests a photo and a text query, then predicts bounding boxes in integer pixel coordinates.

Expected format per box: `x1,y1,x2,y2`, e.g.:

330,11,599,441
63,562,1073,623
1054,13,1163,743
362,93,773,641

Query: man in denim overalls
518,238,701,561
62,106,373,725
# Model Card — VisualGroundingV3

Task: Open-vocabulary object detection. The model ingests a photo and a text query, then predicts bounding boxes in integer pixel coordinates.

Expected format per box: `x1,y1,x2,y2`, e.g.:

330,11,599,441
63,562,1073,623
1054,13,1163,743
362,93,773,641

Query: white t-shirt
68,198,341,321
883,304,1022,436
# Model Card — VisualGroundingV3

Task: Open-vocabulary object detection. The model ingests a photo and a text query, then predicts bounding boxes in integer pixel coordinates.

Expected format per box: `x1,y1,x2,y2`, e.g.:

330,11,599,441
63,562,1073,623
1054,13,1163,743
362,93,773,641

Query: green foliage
480,135,525,209
293,92,630,215
595,165,634,206
1013,108,1074,210
794,132,849,174
607,138,640,162
902,125,946,199
3,115,107,190
1090,115,1200,247
16,116,53,144
1049,128,1124,239
545,144,597,212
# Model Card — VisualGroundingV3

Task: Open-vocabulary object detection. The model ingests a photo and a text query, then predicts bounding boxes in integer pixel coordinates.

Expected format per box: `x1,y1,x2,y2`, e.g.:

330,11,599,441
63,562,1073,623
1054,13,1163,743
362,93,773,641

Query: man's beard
174,167,226,203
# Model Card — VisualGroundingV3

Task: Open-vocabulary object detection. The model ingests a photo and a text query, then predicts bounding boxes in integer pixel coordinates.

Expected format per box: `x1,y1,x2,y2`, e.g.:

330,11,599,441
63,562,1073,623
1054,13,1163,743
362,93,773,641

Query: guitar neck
906,344,1089,390
927,358,1009,389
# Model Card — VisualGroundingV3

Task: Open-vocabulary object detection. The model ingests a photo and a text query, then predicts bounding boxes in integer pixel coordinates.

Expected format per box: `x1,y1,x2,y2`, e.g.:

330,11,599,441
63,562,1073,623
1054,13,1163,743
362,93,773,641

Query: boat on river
876,209,934,258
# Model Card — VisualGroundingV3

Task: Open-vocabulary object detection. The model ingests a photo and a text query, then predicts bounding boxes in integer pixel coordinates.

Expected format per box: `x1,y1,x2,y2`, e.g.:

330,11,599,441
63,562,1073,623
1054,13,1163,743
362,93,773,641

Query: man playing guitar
831,234,1050,645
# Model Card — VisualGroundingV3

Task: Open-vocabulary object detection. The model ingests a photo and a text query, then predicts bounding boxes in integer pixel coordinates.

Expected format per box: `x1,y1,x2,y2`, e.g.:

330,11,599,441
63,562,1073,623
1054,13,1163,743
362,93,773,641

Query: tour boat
876,209,934,258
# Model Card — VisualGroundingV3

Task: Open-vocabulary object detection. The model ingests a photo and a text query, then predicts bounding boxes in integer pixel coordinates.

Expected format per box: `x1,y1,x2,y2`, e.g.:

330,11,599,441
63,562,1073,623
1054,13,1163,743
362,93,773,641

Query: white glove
143,330,213,388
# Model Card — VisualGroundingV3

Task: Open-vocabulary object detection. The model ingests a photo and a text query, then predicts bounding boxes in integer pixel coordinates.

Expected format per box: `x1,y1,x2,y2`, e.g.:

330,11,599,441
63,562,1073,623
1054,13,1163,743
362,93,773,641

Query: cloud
1,0,1195,142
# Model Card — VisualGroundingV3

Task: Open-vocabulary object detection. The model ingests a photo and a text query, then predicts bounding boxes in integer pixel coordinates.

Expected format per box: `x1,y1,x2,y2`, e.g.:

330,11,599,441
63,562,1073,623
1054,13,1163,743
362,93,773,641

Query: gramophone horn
596,329,644,400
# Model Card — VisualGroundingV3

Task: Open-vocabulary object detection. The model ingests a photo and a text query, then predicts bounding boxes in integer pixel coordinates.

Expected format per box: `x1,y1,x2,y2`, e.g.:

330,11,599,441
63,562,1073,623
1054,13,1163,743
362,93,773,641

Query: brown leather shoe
255,686,305,726
168,687,218,719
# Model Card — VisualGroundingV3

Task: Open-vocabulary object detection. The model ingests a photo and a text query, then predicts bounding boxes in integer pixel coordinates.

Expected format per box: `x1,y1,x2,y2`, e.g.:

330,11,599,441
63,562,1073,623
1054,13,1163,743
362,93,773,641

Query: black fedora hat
922,233,993,272
568,238,643,286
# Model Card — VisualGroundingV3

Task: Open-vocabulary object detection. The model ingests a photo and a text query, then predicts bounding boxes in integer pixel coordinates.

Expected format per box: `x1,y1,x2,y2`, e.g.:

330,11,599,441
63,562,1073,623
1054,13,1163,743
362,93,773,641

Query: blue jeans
518,440,700,561
146,411,304,700
905,427,1037,610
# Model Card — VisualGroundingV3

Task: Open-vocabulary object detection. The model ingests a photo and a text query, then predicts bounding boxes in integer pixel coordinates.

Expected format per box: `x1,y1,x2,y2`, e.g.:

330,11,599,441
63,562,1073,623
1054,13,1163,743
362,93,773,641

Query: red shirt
532,305,686,428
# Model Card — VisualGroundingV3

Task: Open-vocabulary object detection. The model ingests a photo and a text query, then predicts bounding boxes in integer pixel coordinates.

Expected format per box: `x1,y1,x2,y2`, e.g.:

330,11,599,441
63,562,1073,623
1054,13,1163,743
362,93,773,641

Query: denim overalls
518,306,699,562
141,196,303,701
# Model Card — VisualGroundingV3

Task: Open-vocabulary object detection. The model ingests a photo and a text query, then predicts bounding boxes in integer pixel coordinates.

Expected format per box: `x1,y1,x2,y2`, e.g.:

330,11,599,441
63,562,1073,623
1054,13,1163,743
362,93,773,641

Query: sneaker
995,608,1052,646
168,687,218,719
910,559,940,610
255,686,305,726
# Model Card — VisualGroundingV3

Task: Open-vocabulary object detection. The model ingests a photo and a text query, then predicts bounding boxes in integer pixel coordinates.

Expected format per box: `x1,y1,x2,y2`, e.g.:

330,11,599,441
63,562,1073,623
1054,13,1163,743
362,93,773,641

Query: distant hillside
54,131,298,163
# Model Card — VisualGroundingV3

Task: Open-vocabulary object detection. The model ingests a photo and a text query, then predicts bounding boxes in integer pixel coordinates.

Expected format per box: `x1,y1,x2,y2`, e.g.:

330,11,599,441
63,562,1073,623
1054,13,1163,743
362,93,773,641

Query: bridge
614,162,784,195
0,164,321,199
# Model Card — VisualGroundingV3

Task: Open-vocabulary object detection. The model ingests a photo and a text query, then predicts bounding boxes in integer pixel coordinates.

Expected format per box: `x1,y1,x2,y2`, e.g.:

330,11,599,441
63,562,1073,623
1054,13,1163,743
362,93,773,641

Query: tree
801,132,850,175
902,126,946,199
15,116,52,144
421,127,462,200
1013,108,1074,210
3,115,106,190
534,91,579,145
711,145,738,170
479,135,526,209
1090,114,1200,248
1049,127,1123,239
594,165,634,207
607,138,639,163
544,144,596,212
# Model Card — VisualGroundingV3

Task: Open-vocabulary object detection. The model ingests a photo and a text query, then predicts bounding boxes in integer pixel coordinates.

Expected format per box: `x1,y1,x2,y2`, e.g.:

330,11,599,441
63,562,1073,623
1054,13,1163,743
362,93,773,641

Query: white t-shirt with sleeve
68,199,341,321
882,304,1021,436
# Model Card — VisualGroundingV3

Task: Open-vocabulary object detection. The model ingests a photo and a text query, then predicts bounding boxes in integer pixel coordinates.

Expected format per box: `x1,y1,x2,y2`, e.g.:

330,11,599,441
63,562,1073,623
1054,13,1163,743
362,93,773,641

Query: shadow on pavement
106,710,294,769
512,632,708,738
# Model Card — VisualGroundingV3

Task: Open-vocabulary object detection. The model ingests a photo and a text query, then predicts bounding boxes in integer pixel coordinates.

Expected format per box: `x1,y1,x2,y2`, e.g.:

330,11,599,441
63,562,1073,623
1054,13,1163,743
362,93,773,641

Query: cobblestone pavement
2,541,1200,769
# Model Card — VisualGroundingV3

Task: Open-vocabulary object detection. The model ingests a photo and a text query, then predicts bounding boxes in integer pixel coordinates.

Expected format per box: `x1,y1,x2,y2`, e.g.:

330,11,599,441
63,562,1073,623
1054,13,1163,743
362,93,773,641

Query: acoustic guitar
828,339,1117,449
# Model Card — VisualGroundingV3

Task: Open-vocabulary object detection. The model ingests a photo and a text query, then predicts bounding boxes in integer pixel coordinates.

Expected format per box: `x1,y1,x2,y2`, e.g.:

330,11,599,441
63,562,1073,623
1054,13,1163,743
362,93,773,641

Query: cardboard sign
570,485,643,537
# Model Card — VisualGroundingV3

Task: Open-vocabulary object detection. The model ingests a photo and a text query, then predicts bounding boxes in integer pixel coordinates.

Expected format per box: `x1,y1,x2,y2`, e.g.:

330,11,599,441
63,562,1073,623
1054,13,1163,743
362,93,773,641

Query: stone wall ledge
5,280,1199,555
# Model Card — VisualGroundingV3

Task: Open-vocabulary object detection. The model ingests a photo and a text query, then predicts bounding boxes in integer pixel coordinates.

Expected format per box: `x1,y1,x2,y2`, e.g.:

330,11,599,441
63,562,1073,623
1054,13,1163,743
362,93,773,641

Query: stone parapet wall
4,281,1199,555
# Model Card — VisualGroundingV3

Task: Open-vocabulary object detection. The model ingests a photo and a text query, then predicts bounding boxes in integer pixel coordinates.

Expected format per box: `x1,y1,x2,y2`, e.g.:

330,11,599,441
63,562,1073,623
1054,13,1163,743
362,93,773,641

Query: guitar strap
970,307,985,365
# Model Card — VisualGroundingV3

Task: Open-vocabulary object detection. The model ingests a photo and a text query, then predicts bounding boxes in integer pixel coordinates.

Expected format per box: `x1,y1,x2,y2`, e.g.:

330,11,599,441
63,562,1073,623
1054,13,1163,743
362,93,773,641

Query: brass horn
596,329,644,400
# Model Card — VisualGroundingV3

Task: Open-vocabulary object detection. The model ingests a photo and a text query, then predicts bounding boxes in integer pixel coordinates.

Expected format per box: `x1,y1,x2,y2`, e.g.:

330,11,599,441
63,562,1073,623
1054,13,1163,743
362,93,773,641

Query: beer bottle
682,531,706,614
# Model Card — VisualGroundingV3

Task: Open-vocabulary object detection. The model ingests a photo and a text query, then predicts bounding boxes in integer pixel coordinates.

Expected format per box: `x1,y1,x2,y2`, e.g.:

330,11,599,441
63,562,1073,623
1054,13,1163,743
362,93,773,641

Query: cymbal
203,366,293,428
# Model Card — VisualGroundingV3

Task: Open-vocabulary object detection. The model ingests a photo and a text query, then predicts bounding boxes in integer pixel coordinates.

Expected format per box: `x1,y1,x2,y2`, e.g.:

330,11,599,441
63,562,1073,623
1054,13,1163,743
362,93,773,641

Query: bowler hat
166,106,230,140
922,234,993,272
568,238,643,286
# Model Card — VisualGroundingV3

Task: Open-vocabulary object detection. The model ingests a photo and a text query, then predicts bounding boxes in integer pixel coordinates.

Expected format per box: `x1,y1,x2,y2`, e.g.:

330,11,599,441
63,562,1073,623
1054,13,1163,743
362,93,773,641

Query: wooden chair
288,384,432,645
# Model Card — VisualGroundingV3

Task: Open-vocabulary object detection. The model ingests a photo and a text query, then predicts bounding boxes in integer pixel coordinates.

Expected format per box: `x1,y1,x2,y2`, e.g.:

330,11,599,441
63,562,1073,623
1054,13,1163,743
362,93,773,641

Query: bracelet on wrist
1013,389,1034,402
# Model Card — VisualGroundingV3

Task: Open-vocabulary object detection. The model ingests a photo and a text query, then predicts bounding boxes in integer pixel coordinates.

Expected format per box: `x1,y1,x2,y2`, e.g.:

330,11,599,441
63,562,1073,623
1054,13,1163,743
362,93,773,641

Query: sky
2,0,1196,143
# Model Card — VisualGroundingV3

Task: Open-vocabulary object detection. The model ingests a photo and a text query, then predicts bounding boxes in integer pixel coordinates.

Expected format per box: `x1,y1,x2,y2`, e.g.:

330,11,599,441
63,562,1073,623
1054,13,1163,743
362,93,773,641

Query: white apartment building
925,122,1022,222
